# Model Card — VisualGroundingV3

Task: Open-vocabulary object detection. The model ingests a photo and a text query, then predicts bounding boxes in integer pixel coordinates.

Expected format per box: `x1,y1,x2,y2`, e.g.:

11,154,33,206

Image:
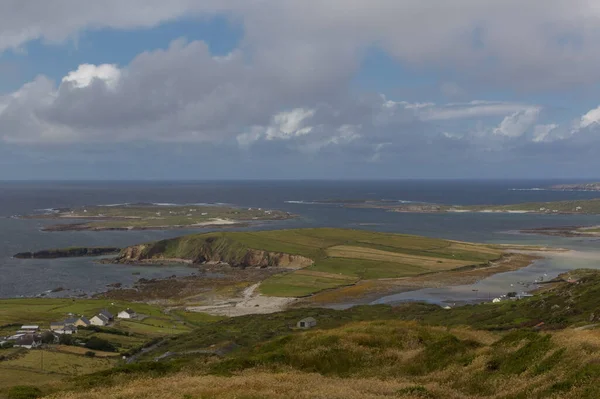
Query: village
0,308,137,350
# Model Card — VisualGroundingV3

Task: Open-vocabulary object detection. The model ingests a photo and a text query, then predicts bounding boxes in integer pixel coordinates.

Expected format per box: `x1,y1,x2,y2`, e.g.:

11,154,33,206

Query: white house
14,334,41,349
117,309,136,319
90,314,109,326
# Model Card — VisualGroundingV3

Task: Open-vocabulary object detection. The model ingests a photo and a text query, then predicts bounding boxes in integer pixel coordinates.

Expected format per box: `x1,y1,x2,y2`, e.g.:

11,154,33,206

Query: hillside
116,228,504,297
41,270,600,399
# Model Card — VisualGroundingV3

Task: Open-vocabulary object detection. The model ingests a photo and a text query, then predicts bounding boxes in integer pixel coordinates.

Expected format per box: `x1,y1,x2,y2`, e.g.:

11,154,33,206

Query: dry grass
48,370,451,399
327,245,476,269
0,350,115,376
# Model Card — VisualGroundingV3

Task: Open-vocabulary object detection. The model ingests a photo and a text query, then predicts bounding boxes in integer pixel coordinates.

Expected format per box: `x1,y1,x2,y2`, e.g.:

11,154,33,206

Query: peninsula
22,203,293,232
109,228,539,312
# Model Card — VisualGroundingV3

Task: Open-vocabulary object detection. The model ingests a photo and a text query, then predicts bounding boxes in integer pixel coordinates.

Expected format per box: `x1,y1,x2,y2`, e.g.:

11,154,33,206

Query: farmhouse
90,314,109,326
14,334,41,349
117,309,136,319
74,316,91,327
55,325,77,335
99,309,114,321
50,322,65,331
297,317,317,329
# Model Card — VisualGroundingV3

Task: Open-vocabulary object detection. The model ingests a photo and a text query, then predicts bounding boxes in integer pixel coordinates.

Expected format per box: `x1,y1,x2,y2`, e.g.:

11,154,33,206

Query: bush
85,337,116,352
58,334,74,346
85,351,96,357
7,385,42,399
41,331,56,344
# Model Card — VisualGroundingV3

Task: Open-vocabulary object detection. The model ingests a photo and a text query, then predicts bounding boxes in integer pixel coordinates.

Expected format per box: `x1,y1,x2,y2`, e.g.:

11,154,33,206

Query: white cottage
117,309,136,319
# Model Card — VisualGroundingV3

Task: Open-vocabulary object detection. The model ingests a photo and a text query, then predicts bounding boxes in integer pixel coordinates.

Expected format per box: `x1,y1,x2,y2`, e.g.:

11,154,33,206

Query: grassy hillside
121,228,503,297
5,270,600,399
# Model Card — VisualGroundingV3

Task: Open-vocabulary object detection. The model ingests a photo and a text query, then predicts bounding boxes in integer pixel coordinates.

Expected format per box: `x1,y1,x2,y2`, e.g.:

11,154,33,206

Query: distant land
549,182,600,191
310,198,600,215
21,203,293,231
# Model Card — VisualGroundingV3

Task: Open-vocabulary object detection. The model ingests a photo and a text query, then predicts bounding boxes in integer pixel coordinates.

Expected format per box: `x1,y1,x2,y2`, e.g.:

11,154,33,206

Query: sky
2,1,600,179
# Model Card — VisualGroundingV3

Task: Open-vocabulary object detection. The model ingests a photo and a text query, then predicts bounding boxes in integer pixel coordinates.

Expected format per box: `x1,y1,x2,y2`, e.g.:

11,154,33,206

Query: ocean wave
98,203,132,207
285,200,318,205
509,188,546,191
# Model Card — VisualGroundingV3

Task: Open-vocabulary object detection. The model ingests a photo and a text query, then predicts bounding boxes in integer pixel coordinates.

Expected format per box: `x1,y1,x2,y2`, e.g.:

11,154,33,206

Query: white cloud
61,64,121,89
579,105,600,129
264,108,315,140
532,124,559,142
493,108,541,137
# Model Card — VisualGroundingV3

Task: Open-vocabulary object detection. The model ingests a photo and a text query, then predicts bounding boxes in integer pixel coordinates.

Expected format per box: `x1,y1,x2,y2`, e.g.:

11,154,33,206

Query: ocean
1,179,600,299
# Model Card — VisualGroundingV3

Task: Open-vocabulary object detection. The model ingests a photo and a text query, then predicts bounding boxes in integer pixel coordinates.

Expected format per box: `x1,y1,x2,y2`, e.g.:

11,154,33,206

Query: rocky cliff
116,235,313,269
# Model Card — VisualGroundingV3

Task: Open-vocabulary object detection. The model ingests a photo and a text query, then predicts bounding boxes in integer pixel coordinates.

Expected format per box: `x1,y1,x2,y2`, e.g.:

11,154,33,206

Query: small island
14,247,121,259
22,203,293,232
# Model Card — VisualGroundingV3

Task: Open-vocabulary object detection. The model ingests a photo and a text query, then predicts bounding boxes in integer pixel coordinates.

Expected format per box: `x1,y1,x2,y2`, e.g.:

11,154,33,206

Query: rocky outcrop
14,247,121,259
116,241,312,269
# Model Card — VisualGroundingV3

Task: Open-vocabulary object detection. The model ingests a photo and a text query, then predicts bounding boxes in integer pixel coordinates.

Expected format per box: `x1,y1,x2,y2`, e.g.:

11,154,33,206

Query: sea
1,179,600,304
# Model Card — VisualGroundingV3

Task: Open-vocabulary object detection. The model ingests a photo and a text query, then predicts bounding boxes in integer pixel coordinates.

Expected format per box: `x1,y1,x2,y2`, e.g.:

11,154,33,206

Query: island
13,247,121,259
309,198,600,214
549,182,600,191
21,203,293,231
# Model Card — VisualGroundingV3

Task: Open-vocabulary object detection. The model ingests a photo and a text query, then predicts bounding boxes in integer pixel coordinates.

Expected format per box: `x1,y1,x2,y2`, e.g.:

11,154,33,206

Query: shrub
58,334,74,345
85,337,116,352
6,385,42,399
84,351,96,357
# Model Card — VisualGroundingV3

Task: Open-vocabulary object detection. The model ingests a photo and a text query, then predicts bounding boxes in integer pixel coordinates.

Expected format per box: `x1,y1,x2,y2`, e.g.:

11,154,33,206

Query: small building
296,317,317,329
117,309,136,319
90,314,109,327
74,317,91,327
14,334,41,349
99,310,114,321
20,325,39,332
50,322,65,331
56,325,77,335
64,317,78,326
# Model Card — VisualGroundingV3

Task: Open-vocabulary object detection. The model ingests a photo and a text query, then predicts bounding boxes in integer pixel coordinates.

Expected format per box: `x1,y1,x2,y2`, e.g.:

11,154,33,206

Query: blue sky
2,1,600,179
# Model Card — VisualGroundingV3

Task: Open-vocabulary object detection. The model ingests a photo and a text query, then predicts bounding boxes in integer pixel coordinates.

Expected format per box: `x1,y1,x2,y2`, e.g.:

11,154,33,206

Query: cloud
62,64,121,89
493,108,541,137
578,105,600,129
4,1,600,90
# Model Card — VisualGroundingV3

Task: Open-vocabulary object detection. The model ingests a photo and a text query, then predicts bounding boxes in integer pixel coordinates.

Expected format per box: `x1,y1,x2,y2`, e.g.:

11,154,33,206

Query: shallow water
371,249,600,306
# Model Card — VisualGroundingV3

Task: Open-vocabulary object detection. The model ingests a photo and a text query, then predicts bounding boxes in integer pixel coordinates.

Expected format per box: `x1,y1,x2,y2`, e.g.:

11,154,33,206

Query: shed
20,325,39,331
296,317,317,329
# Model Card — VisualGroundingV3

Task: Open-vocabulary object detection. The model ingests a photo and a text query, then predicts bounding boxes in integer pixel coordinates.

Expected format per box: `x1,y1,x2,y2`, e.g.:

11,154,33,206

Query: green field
125,228,503,297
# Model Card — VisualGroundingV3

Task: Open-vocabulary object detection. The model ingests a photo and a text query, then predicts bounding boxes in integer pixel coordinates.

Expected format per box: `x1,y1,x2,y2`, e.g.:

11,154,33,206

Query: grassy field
28,204,291,231
124,228,503,297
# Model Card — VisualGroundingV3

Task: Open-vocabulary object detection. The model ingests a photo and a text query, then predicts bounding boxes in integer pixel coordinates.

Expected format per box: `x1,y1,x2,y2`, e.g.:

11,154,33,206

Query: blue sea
1,179,600,300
